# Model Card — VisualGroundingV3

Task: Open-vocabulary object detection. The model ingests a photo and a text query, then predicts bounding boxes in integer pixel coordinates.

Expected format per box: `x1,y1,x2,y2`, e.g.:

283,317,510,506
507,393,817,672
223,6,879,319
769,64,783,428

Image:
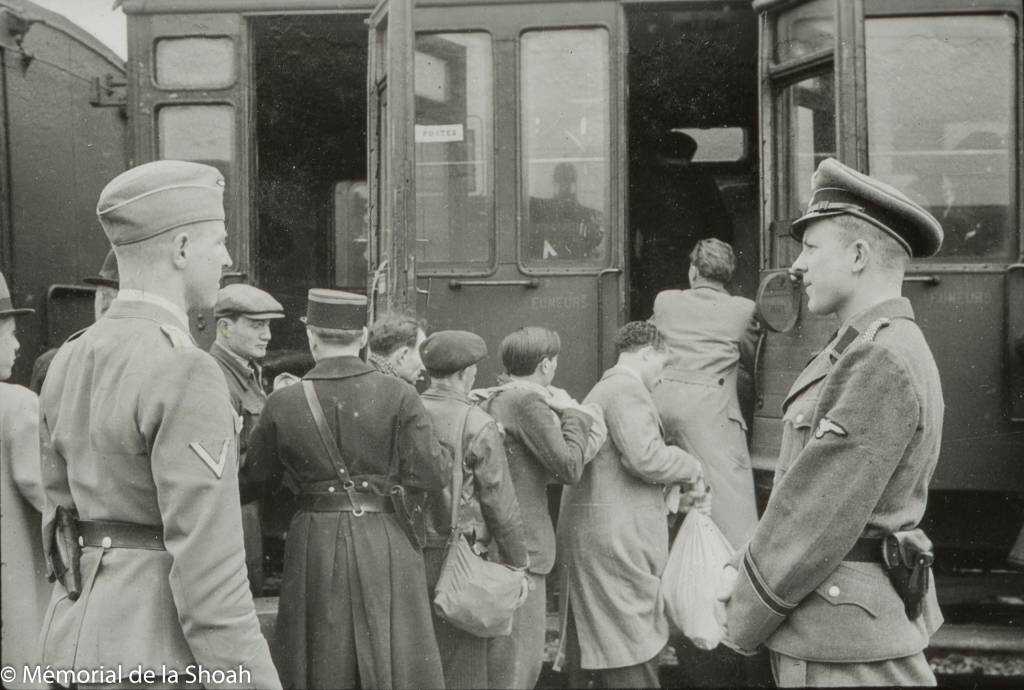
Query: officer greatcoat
650,285,760,548
38,298,279,689
725,298,944,672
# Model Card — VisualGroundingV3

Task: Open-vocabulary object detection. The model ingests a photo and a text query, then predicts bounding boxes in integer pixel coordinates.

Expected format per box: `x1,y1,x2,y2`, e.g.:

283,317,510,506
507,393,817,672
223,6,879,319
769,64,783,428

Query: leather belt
78,520,165,551
298,491,394,514
844,537,884,563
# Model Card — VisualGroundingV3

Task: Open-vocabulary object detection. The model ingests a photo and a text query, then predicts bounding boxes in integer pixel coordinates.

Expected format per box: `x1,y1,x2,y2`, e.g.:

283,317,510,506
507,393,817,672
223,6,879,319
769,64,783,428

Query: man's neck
214,338,252,366
836,280,903,325
613,356,648,389
115,286,189,329
690,277,725,291
508,372,548,387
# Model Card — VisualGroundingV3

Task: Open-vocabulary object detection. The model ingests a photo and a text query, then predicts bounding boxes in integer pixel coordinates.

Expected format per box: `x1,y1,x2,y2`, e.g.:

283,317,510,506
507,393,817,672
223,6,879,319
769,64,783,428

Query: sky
32,0,127,59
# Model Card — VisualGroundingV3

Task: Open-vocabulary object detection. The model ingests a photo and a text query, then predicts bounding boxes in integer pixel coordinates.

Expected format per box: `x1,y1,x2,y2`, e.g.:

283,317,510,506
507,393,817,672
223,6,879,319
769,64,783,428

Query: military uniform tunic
37,297,280,690
725,298,944,686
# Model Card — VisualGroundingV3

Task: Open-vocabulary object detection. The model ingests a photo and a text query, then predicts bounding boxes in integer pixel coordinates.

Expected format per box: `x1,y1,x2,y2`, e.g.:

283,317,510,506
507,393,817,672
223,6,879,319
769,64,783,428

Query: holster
881,529,934,620
390,485,425,551
49,505,83,601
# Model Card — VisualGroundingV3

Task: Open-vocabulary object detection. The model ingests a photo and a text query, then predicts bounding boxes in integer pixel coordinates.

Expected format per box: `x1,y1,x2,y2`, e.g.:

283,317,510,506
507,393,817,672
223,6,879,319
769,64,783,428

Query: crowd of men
0,154,954,689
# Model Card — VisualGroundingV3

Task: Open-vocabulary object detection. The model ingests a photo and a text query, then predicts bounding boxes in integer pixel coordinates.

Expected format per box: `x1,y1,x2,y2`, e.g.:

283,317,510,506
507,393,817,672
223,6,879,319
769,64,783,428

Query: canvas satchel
433,404,529,637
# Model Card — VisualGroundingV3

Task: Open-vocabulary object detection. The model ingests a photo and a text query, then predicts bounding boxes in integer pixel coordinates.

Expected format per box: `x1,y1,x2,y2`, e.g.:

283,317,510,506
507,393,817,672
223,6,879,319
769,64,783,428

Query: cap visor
83,277,119,288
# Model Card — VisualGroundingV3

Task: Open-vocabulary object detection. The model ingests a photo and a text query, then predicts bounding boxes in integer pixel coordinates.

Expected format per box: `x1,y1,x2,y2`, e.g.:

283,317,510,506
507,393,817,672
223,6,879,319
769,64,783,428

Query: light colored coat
725,298,944,665
1,383,48,688
650,286,760,547
556,366,702,670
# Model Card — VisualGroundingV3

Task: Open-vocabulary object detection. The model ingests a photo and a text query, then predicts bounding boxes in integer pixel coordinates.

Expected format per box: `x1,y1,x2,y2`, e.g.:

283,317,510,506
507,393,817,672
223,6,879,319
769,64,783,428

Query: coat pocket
811,562,881,618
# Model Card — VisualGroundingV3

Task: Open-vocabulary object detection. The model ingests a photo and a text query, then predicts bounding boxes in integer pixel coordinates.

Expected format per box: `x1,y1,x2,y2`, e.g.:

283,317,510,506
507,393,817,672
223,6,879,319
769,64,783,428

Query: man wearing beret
418,330,530,689
210,283,285,597
244,289,449,689
30,248,120,394
37,161,280,689
721,158,945,686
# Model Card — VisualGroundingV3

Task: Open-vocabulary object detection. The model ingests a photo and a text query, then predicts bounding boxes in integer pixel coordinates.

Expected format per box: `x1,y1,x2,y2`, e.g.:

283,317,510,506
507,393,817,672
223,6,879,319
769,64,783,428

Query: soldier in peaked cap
209,283,285,597
37,161,280,689
244,289,449,689
721,158,945,686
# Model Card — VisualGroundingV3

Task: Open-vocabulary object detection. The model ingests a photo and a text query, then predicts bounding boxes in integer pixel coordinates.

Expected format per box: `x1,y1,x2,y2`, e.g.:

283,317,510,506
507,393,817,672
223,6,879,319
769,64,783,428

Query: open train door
367,0,417,319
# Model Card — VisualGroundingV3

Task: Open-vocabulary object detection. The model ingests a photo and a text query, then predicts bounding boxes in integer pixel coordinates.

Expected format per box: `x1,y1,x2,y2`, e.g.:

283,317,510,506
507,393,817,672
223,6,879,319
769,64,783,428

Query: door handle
448,279,540,289
903,275,940,285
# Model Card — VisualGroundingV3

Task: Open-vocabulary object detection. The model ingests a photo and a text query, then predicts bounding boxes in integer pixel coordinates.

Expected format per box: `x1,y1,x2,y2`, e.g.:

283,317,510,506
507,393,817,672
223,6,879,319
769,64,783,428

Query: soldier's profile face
0,317,18,380
182,220,232,311
792,220,856,316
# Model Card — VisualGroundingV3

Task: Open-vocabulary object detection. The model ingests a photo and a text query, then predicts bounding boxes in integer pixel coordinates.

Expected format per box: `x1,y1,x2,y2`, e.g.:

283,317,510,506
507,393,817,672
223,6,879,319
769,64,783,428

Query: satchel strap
447,404,474,541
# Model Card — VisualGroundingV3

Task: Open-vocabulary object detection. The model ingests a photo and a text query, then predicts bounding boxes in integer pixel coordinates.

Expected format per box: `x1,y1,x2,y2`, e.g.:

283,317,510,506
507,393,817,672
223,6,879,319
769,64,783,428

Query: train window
334,181,369,290
157,105,234,162
674,127,749,164
774,0,834,63
865,14,1017,262
773,70,835,267
520,29,610,270
413,32,493,272
155,38,236,90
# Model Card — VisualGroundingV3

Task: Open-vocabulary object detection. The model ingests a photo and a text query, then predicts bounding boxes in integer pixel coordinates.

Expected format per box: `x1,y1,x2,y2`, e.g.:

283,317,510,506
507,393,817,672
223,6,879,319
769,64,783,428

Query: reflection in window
414,33,493,269
158,105,234,161
774,71,834,266
521,29,609,267
674,127,749,163
334,181,369,290
155,38,236,89
866,15,1017,261
774,0,834,63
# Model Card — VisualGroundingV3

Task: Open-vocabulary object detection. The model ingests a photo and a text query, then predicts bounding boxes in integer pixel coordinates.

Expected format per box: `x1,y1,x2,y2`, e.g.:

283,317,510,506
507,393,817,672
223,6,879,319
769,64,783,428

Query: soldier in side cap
244,289,450,689
721,158,945,686
29,248,120,394
209,283,285,597
418,330,530,689
37,161,280,689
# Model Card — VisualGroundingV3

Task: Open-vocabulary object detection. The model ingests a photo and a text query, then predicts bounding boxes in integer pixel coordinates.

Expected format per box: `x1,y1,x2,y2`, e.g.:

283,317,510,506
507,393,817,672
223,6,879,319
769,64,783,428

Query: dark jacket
420,382,529,567
478,386,593,574
210,341,268,503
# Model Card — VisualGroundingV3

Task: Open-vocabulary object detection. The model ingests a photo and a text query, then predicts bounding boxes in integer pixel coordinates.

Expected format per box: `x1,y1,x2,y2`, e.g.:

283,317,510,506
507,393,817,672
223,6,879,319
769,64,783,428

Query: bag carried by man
433,405,529,637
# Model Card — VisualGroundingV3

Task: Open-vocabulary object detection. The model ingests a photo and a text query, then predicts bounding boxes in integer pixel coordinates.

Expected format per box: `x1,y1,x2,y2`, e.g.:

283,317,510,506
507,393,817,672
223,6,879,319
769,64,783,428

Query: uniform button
339,469,346,474
361,481,369,488
328,486,336,493
795,414,805,424
101,536,112,549
828,585,840,598
718,378,725,386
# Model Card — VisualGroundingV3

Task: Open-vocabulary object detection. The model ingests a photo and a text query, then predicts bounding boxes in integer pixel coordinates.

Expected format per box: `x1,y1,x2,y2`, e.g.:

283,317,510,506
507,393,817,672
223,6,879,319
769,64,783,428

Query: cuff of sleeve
724,550,795,650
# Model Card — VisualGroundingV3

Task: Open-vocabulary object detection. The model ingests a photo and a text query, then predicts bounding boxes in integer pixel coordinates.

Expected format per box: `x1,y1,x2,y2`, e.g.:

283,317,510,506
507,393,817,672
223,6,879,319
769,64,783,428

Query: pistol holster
881,529,933,620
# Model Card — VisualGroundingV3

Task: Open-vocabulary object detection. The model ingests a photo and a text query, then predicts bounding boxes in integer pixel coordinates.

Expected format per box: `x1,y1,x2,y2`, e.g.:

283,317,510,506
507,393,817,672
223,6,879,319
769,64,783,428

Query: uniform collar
692,283,728,295
210,341,260,379
603,364,645,386
423,380,470,402
833,297,915,349
114,289,190,331
304,355,375,380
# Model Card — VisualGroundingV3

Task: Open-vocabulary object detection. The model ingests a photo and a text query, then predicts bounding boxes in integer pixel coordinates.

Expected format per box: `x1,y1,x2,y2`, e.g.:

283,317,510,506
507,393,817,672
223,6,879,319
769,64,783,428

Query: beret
421,330,487,375
0,270,33,317
215,284,285,320
97,160,226,246
791,158,944,258
83,248,119,288
302,288,367,331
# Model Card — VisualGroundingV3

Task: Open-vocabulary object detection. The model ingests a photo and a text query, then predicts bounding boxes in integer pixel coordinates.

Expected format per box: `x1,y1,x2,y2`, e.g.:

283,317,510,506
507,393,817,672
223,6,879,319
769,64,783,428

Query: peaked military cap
792,158,944,258
0,270,33,317
302,289,367,331
215,284,285,320
420,330,487,376
97,160,226,246
83,248,120,288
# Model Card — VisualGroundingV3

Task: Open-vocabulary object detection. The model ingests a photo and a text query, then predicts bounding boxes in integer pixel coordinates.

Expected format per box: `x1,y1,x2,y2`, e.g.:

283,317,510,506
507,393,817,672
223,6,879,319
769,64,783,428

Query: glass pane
414,33,493,268
155,38,236,89
675,127,749,163
521,29,610,267
334,181,369,290
775,0,835,63
866,15,1017,262
158,105,234,161
774,71,835,266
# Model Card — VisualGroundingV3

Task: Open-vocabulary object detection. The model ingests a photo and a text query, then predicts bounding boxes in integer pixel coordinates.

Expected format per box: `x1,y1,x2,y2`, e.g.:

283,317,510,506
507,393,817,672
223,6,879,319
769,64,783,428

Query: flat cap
97,160,226,246
83,248,119,288
302,289,367,331
215,284,285,320
0,270,33,317
420,330,487,376
792,158,943,258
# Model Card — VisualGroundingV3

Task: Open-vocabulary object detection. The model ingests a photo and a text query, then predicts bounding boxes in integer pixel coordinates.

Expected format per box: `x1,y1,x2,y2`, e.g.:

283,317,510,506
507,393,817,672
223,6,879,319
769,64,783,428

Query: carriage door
404,2,624,398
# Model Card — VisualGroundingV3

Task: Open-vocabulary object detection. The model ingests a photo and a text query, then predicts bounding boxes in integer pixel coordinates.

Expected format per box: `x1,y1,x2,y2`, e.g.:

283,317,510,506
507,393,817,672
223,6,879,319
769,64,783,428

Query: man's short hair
833,214,910,272
689,238,736,283
500,326,561,376
368,311,426,356
309,325,363,347
614,321,664,355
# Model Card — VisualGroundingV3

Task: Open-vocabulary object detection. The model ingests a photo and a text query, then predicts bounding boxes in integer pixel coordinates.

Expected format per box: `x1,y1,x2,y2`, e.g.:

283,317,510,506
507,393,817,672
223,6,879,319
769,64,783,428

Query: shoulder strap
302,380,350,480
447,404,474,539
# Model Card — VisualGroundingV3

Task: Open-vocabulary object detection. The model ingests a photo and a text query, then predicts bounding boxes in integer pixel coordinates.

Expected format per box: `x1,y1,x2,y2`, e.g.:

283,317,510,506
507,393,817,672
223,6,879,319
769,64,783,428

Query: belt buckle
342,481,365,517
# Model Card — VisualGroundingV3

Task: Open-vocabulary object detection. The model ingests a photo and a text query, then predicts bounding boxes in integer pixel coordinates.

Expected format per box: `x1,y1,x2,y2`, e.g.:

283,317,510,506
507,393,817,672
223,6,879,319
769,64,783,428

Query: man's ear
850,239,870,274
394,344,411,363
171,231,190,269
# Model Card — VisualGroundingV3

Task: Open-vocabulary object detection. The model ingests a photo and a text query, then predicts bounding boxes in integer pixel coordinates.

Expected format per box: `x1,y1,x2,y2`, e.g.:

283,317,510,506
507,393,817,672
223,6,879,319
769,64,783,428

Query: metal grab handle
903,275,940,285
448,279,540,290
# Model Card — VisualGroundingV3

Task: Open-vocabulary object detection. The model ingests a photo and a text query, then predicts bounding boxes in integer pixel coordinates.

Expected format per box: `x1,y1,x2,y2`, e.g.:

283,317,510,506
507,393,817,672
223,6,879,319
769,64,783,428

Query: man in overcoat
722,158,946,686
210,283,286,596
37,161,280,689
244,289,449,690
556,321,705,688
